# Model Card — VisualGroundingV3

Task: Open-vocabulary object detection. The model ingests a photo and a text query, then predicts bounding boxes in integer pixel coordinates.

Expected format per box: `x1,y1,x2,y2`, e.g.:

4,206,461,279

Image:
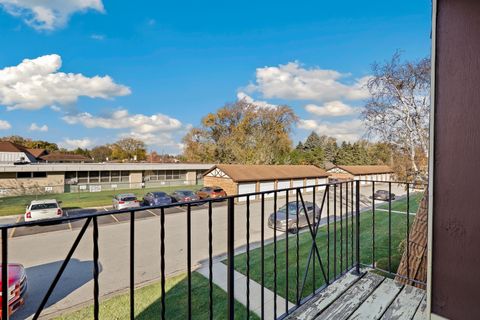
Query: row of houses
0,141,92,164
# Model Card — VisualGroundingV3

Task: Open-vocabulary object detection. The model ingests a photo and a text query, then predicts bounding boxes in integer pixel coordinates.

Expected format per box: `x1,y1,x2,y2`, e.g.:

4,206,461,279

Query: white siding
259,181,275,198
238,183,257,201
306,178,316,192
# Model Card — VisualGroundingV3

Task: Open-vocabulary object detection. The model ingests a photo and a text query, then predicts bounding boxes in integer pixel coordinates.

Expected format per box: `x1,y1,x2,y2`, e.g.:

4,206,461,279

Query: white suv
25,199,63,221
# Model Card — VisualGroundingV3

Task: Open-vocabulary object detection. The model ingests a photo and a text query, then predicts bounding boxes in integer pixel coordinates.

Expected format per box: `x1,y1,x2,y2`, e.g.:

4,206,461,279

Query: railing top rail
0,180,416,230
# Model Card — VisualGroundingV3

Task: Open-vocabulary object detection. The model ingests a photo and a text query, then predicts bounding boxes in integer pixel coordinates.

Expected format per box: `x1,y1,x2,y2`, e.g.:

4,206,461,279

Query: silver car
268,201,320,233
112,193,141,210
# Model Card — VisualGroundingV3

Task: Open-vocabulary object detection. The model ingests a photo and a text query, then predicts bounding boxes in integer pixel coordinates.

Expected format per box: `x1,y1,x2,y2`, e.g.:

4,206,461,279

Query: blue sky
0,0,431,153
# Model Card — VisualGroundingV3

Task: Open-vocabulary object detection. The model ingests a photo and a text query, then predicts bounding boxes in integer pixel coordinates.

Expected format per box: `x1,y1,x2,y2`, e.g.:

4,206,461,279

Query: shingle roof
0,141,28,153
39,153,93,162
27,148,47,158
333,165,393,175
206,164,329,182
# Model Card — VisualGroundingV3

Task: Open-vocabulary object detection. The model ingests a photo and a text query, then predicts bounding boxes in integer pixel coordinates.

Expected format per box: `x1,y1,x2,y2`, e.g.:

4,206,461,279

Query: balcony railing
0,180,425,319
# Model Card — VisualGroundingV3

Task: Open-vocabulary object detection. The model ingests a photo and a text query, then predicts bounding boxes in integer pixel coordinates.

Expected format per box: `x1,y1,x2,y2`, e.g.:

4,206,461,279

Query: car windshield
121,196,137,201
31,203,58,210
213,188,223,192
278,203,303,216
180,191,194,196
153,192,167,198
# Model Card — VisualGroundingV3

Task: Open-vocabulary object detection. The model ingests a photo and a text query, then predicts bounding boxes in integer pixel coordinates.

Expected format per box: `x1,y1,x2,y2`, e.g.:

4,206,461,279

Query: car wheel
290,223,298,234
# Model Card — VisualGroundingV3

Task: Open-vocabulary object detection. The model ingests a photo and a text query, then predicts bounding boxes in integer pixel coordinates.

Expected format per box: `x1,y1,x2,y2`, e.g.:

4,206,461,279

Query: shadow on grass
55,272,258,320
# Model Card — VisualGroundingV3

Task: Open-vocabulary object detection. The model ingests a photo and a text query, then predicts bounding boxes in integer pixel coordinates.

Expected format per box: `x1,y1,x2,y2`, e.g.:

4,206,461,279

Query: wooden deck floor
286,271,426,320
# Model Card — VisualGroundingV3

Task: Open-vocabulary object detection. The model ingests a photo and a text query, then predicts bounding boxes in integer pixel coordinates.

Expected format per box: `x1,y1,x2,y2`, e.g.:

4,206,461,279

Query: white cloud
29,123,48,132
60,138,93,149
298,118,365,142
236,91,278,109
305,100,357,117
0,119,11,130
50,105,61,112
63,109,182,133
0,0,105,30
0,54,130,110
246,61,370,102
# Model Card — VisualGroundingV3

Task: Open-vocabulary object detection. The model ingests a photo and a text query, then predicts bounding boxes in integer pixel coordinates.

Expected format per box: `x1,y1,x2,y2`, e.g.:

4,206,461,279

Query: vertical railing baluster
273,191,277,319
285,190,289,314
227,197,235,320
296,190,299,305
333,184,337,279
93,216,99,320
406,183,410,281
355,181,360,274
208,202,213,319
261,193,265,319
246,195,250,319
312,186,316,294
388,182,392,274
340,183,343,274
372,181,376,268
187,204,192,319
2,228,8,320
327,186,330,282
160,207,166,320
130,211,135,320
345,182,349,271
351,181,354,269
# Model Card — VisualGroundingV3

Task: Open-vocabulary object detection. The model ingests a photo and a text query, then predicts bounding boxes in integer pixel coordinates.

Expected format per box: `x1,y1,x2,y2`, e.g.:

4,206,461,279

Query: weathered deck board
287,272,364,320
412,296,427,320
380,285,425,320
347,278,404,320
316,273,384,320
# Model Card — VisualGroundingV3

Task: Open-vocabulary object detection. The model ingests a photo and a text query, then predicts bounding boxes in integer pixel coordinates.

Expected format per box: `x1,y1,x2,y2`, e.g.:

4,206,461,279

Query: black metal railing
0,180,426,319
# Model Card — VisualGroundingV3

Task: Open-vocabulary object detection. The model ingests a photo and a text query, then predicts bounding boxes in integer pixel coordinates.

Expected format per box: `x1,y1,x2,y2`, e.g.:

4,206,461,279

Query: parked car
25,199,63,222
142,192,172,206
196,186,227,200
268,201,320,233
112,193,141,210
170,190,200,204
373,190,396,201
0,263,27,317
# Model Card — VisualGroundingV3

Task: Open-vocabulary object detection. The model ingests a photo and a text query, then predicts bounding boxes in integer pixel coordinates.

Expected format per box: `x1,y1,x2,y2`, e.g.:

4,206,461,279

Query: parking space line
146,209,157,217
104,207,120,223
9,216,21,238
64,211,73,231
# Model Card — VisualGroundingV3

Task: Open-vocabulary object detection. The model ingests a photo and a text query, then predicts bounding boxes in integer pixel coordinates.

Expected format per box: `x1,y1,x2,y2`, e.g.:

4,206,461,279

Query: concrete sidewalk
197,262,294,319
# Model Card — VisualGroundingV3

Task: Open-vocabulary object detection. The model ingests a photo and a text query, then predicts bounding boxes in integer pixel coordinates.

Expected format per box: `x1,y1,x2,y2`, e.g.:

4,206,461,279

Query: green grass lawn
231,194,422,303
55,272,258,320
0,185,201,217
376,191,424,213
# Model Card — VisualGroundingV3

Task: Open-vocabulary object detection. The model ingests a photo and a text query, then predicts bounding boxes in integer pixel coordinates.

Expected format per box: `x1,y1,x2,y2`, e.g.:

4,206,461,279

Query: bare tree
362,52,430,181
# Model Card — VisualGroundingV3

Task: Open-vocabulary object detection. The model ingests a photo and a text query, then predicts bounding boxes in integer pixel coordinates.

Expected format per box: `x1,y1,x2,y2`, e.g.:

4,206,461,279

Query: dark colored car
170,190,200,204
142,192,173,206
373,190,396,201
268,201,320,233
0,263,27,317
196,186,227,200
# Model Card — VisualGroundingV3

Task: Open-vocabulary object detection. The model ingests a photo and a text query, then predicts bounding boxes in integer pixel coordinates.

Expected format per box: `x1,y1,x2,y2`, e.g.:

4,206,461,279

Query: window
121,171,129,182
101,171,110,183
17,172,31,179
111,171,120,182
33,172,47,178
158,170,166,180
78,171,88,183
166,170,173,180
65,172,77,184
89,171,100,183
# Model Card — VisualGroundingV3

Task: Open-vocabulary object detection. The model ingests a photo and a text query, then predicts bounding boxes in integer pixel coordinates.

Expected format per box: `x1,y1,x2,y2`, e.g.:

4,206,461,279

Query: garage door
306,179,316,192
238,183,256,201
259,181,275,198
277,180,290,192
317,178,327,191
291,179,304,194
